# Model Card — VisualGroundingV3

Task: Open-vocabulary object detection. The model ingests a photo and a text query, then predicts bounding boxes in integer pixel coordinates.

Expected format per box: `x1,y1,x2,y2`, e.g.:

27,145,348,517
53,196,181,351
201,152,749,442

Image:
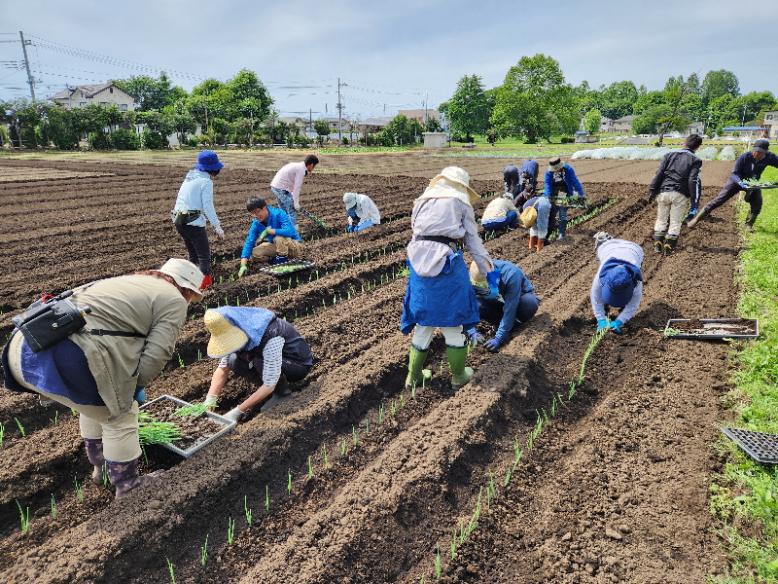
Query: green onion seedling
0,422,4,448
352,425,358,448
450,533,457,560
265,484,270,511
434,545,442,579
378,404,385,424
307,455,314,480
244,495,253,527
14,417,25,437
226,517,236,545
51,411,59,426
166,558,176,584
173,403,209,417
340,438,348,457
16,500,30,534
177,353,185,368
50,494,57,519
71,408,78,417
200,534,209,566
364,418,370,435
503,467,512,488
287,470,293,494
74,477,84,501
390,400,397,418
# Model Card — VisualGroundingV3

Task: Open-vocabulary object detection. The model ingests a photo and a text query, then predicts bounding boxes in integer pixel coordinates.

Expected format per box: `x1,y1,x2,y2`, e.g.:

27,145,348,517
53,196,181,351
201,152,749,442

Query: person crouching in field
343,192,381,232
238,197,304,277
522,194,552,252
647,134,702,255
400,166,497,390
466,259,539,352
203,307,314,421
590,232,643,334
171,150,225,290
2,259,204,499
481,193,519,233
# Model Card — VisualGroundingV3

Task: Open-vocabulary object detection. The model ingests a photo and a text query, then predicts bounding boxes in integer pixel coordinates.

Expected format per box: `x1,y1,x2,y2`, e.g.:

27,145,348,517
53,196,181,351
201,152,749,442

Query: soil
141,397,229,452
0,155,740,584
671,318,756,336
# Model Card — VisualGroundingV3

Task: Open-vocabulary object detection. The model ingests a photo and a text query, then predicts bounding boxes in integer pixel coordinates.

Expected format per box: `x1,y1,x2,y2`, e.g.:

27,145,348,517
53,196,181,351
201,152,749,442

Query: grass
166,558,176,584
711,166,778,583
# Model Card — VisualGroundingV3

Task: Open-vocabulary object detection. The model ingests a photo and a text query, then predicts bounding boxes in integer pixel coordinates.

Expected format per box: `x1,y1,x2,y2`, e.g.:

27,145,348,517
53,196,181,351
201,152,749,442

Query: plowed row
0,156,736,584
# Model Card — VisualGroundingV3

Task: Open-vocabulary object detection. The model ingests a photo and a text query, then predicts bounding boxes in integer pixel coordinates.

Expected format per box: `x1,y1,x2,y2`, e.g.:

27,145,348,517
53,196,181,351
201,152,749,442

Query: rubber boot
745,213,756,232
557,220,567,241
84,438,105,486
446,346,473,390
536,238,545,252
686,207,708,228
662,236,677,256
270,255,289,265
528,235,537,250
652,232,665,254
405,346,432,389
107,458,162,499
200,274,213,291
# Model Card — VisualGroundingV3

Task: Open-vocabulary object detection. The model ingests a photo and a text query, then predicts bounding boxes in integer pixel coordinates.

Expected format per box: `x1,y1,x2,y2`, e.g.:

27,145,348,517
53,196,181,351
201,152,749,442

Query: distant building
399,109,440,126
721,126,767,139
685,121,705,136
600,117,614,132
612,115,635,133
359,117,393,133
763,111,778,140
49,83,136,111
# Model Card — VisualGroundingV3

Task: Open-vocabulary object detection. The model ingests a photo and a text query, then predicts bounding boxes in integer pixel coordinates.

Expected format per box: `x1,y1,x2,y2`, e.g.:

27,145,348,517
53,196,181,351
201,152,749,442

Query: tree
313,120,330,146
597,81,639,119
735,91,777,124
446,75,490,141
491,54,578,143
424,117,442,132
583,109,602,134
114,73,186,111
164,99,197,145
382,114,423,145
226,69,273,122
701,70,740,106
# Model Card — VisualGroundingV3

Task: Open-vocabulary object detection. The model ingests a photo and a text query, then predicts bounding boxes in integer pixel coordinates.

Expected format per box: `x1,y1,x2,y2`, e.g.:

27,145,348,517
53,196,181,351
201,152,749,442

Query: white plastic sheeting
571,147,678,161
718,145,737,161
696,146,719,160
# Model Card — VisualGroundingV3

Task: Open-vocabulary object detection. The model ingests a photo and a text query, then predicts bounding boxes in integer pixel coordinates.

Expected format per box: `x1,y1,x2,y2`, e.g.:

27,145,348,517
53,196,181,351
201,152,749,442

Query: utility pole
336,77,347,143
309,108,313,134
424,91,428,127
19,31,35,102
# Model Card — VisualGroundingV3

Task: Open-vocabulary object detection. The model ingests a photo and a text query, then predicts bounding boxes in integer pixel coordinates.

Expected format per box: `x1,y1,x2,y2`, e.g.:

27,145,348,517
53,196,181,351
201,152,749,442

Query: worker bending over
544,157,586,241
590,232,643,334
467,259,539,352
400,166,497,390
343,192,381,232
203,307,313,422
481,193,519,232
522,195,552,252
239,197,303,276
270,154,319,226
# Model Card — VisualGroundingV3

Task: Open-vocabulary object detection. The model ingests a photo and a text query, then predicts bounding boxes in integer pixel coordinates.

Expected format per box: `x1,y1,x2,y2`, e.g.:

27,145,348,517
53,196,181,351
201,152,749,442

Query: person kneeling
481,193,519,233
466,260,539,352
590,232,644,334
203,307,313,421
343,192,381,233
238,197,304,277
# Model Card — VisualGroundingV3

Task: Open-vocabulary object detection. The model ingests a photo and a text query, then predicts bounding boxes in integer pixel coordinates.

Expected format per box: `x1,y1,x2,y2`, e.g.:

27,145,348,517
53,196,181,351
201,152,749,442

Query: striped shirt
218,336,285,387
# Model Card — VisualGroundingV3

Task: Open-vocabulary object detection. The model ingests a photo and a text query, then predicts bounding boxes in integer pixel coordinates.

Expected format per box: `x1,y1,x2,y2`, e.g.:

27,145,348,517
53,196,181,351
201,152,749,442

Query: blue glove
596,319,608,332
486,268,501,297
609,319,624,334
134,386,146,404
484,337,503,352
686,208,697,221
465,328,485,348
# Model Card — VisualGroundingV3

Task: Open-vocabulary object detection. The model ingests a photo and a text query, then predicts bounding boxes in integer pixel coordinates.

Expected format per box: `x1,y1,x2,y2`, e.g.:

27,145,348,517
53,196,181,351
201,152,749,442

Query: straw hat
159,259,205,297
428,166,479,205
204,309,249,358
469,261,488,286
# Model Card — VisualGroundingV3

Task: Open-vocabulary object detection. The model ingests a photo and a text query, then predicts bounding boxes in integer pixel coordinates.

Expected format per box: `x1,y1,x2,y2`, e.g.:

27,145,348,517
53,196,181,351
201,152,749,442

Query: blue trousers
271,187,297,226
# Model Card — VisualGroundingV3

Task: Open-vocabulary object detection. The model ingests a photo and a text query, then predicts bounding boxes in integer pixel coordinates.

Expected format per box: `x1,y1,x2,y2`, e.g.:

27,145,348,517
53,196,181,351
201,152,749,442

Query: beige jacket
481,197,518,222
70,275,188,417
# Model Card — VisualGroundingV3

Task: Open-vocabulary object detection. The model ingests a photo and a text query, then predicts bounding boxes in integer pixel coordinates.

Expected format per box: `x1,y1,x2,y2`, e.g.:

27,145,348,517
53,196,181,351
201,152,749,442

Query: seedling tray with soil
260,260,316,276
140,395,236,458
664,318,758,340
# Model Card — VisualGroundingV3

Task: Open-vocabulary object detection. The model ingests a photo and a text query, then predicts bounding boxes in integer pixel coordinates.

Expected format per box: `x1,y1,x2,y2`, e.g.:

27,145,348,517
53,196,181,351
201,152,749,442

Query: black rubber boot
652,232,665,254
84,438,105,486
107,458,163,499
663,236,678,256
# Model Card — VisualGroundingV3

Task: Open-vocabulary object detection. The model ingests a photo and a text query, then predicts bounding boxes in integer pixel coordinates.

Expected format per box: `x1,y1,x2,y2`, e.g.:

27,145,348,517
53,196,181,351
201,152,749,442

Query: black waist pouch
173,210,202,226
12,291,88,353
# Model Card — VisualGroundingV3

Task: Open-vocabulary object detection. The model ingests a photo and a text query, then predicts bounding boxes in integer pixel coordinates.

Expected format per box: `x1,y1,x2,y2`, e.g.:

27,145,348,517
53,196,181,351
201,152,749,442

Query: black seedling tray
722,427,778,464
664,318,758,340
259,260,316,276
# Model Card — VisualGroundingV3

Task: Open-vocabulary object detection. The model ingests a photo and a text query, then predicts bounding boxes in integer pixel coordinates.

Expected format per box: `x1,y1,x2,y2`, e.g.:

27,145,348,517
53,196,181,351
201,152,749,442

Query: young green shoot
307,455,314,480
364,417,370,435
322,444,330,468
200,534,209,566
287,470,293,494
434,545,442,579
226,516,236,545
0,422,4,448
378,403,385,424
503,467,512,488
16,500,30,534
177,353,185,368
71,408,78,417
340,438,348,457
352,424,359,448
166,558,176,584
265,484,270,511
74,477,84,501
50,494,57,519
173,403,209,417
663,326,683,338
390,399,397,418
14,417,25,437
244,495,253,527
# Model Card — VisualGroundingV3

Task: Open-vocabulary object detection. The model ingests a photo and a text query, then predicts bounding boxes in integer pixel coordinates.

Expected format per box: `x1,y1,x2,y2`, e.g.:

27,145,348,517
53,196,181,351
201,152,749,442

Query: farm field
0,154,740,583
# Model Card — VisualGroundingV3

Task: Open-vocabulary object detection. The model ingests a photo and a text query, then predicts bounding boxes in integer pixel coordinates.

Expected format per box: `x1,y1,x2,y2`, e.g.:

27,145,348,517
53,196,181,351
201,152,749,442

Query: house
399,109,440,126
763,111,778,140
599,117,614,132
612,115,635,133
685,121,705,136
359,117,393,133
721,126,767,139
49,83,136,111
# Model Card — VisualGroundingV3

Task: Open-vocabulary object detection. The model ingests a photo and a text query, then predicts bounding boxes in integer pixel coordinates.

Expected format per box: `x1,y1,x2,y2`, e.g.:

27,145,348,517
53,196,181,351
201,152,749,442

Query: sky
1,0,777,118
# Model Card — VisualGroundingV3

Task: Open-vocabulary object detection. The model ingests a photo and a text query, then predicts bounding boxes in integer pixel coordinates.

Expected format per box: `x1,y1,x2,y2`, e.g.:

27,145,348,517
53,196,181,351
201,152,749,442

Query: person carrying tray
171,150,225,290
270,154,319,226
343,192,381,232
203,307,314,421
687,139,778,232
590,232,643,334
238,196,304,277
2,259,204,498
400,166,498,390
543,157,586,241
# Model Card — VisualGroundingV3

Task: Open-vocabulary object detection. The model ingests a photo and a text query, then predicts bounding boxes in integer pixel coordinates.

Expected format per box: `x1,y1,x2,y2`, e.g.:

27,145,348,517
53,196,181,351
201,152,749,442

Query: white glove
223,406,245,423
214,226,225,240
293,201,301,211
203,395,218,409
347,216,354,226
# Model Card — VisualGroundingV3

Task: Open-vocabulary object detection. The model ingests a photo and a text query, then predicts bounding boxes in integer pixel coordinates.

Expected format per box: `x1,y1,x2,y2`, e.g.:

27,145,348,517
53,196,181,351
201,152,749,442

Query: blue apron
400,252,480,334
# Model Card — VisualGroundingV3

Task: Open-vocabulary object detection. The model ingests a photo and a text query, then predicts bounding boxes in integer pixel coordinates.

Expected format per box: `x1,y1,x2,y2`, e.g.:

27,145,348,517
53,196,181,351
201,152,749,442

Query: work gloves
686,208,698,222
464,328,484,348
258,228,269,243
294,202,301,211
484,336,503,352
134,386,146,404
214,226,225,240
223,407,247,423
203,395,219,409
596,319,609,332
609,319,624,334
238,264,248,278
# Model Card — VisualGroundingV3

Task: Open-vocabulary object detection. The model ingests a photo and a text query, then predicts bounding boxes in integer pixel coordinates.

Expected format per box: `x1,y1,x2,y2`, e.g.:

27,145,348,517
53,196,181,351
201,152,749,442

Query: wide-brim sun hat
158,258,205,298
428,166,479,205
600,264,638,308
343,192,358,209
548,158,564,172
469,261,488,286
196,150,224,172
204,309,249,358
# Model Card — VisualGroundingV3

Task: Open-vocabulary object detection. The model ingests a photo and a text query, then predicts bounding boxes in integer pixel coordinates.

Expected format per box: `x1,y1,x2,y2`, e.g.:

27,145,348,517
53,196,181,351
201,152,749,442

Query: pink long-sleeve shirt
270,162,307,206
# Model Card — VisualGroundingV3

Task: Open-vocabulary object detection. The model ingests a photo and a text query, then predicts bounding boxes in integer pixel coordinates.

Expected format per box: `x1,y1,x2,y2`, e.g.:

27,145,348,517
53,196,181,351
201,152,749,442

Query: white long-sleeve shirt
481,197,518,222
349,193,381,224
218,336,285,387
407,197,491,277
590,239,644,324
270,162,307,207
172,169,221,229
